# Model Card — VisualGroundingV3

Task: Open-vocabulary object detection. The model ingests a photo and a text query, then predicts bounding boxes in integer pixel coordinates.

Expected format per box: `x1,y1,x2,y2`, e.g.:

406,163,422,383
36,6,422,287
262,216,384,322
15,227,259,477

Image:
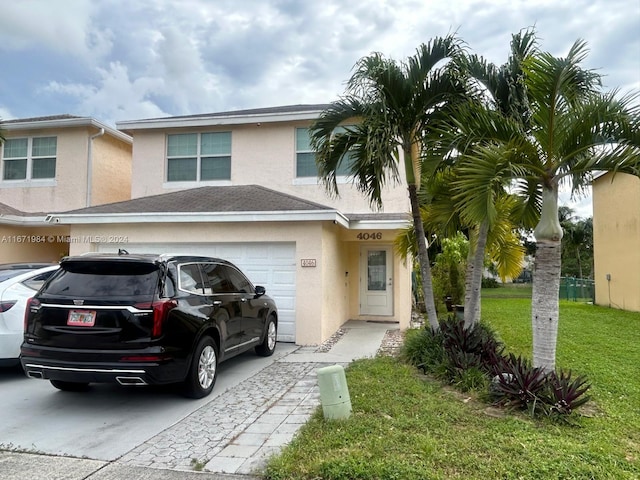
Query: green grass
265,299,640,480
482,283,533,298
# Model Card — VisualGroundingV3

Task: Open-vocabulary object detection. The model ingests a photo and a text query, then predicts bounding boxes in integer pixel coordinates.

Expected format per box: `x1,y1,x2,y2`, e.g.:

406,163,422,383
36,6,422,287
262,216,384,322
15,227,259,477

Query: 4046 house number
356,232,383,240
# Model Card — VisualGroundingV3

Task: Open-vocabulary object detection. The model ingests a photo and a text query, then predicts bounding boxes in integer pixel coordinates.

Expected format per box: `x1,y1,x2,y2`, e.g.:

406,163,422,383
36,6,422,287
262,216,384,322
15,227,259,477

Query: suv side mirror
254,285,266,298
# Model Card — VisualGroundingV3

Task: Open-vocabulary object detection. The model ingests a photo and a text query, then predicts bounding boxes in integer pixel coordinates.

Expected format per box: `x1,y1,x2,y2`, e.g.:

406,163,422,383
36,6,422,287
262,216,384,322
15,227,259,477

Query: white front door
359,245,393,316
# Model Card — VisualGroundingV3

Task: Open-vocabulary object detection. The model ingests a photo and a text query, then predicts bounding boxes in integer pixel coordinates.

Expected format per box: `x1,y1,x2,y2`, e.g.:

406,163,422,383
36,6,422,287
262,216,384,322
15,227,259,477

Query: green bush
402,318,591,418
482,276,500,288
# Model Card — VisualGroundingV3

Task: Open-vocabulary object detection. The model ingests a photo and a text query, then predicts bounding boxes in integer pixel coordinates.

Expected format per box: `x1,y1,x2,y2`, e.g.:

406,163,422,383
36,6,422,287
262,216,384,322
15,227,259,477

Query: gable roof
61,185,333,214
46,185,351,226
117,104,332,132
0,202,48,225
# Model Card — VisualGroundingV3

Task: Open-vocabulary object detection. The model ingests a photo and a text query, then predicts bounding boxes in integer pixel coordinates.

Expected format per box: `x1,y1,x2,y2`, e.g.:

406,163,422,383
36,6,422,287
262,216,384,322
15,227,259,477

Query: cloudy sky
1,0,638,216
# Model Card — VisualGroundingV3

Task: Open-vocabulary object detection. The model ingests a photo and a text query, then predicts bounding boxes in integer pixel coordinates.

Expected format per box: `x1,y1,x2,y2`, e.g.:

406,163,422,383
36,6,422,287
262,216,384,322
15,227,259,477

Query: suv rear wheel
50,380,90,392
182,336,218,398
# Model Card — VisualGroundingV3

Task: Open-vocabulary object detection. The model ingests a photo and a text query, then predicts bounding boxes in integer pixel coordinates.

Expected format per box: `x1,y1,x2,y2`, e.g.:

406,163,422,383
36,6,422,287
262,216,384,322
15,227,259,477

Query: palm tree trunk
464,219,488,328
532,185,563,372
408,184,439,330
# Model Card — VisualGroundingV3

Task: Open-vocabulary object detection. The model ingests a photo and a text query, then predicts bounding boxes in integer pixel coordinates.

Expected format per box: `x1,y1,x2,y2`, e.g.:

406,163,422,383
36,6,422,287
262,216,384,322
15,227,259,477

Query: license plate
67,310,96,327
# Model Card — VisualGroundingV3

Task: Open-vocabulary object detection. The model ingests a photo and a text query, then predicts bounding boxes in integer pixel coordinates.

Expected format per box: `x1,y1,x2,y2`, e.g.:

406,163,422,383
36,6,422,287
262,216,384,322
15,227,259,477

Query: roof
58,185,332,215
0,202,28,217
0,115,132,144
117,104,332,132
44,185,410,230
0,202,48,225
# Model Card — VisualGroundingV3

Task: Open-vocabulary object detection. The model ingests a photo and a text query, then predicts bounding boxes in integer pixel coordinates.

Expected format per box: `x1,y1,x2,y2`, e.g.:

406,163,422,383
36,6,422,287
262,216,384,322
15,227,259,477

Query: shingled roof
0,202,27,216
124,104,331,123
59,185,333,215
1,114,83,124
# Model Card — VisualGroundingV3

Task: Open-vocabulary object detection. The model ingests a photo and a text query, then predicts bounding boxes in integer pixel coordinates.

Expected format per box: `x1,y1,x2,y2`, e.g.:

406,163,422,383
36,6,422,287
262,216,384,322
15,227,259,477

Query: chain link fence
559,277,595,303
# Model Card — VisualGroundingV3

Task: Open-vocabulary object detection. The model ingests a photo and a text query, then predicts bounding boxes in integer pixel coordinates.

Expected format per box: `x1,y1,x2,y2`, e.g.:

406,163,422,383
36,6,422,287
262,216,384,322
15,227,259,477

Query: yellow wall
91,133,133,206
0,225,70,263
593,173,640,311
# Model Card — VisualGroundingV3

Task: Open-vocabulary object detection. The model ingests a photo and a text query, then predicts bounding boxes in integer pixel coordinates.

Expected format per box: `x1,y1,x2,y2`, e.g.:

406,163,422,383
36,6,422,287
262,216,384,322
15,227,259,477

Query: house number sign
356,232,383,240
301,259,317,267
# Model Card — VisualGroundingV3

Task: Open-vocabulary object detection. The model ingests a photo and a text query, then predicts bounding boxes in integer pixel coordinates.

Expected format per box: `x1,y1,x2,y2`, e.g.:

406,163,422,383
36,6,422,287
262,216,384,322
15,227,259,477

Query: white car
0,265,59,367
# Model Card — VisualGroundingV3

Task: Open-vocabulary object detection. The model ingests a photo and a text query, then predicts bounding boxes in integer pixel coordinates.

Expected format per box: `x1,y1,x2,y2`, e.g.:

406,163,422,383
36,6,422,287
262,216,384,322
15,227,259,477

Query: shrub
542,370,591,416
401,318,592,419
400,327,445,374
489,353,548,415
482,276,500,288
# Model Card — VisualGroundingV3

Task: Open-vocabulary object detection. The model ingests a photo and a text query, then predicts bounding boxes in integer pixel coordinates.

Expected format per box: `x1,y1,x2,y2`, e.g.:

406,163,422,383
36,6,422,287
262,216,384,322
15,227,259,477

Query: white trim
0,179,57,188
118,109,325,131
162,180,233,189
292,175,353,186
46,210,351,227
2,118,131,144
0,214,48,226
349,218,411,230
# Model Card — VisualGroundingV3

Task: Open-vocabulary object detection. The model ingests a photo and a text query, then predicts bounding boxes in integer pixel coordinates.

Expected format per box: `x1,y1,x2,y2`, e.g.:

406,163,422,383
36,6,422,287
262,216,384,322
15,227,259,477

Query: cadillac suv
21,252,278,398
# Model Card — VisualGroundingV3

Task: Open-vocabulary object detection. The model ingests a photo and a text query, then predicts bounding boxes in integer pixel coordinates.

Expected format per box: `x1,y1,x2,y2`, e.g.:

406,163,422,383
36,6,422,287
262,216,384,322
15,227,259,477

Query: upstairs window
295,127,355,178
1,136,57,181
167,132,231,182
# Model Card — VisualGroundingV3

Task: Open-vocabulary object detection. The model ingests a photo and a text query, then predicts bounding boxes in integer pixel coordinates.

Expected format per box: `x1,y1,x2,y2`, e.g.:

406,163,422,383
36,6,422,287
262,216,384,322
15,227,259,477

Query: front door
359,246,393,316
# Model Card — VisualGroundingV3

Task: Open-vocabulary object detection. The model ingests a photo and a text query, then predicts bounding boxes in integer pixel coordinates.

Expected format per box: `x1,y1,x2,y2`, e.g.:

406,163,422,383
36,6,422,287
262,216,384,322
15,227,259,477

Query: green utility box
317,364,352,420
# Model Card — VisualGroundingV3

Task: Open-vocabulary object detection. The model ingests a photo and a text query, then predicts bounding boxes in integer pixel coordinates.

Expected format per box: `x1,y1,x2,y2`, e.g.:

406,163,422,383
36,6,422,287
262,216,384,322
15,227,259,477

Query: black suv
21,252,278,398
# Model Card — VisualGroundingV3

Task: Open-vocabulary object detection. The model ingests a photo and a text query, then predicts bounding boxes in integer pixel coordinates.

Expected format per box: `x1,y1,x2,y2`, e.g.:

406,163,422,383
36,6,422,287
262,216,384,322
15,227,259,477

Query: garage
97,242,297,342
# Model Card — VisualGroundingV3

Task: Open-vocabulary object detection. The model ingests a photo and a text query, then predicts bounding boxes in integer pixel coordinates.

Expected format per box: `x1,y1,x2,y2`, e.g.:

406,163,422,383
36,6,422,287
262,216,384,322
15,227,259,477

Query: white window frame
0,136,57,187
163,132,232,188
293,127,355,186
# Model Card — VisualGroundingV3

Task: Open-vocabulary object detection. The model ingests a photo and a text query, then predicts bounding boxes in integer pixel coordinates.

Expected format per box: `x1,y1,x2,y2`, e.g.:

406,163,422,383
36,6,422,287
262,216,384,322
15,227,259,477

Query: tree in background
559,206,593,278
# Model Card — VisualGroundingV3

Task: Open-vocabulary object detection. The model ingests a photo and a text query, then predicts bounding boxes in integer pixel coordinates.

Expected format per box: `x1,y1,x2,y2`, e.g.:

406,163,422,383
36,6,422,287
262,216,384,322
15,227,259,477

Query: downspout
86,128,105,207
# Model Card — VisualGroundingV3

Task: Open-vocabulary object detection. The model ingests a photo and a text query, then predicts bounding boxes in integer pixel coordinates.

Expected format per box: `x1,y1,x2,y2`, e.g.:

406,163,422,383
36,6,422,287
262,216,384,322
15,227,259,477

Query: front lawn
264,299,640,479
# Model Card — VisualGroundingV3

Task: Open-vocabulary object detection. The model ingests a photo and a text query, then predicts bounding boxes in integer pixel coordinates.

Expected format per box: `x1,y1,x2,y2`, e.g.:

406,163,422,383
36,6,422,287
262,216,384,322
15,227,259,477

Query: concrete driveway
0,321,395,478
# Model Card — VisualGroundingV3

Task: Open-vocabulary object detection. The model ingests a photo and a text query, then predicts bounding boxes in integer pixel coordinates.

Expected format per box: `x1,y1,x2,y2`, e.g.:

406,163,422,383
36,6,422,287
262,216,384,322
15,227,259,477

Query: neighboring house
47,105,413,345
592,172,640,312
0,115,133,263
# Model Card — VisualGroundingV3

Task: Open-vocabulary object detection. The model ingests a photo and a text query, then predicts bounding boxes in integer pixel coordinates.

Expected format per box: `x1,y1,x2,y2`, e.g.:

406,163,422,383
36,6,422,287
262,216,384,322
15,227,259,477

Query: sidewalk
1,320,398,480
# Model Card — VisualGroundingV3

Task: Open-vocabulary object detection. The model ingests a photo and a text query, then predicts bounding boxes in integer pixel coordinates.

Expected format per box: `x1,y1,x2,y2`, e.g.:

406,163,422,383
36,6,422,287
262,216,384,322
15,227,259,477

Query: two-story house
0,115,132,263
45,105,413,345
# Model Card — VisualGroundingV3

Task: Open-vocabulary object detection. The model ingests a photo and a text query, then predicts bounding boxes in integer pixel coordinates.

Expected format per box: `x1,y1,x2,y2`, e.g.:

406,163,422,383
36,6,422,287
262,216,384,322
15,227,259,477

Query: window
1,136,57,181
167,132,231,182
295,127,355,178
201,263,234,293
178,264,205,294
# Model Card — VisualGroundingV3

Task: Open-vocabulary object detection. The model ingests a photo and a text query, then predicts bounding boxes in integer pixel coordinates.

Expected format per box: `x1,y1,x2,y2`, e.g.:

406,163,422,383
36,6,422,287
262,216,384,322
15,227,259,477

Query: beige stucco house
47,105,413,345
0,115,132,263
592,172,640,312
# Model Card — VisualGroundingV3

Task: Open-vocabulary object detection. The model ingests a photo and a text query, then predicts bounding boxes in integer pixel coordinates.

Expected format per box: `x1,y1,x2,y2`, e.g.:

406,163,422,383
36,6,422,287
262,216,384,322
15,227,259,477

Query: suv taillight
24,298,40,330
136,300,177,338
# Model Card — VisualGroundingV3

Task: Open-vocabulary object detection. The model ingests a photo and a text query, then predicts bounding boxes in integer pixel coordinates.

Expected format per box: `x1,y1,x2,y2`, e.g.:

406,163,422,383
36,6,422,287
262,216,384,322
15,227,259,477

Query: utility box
317,364,352,420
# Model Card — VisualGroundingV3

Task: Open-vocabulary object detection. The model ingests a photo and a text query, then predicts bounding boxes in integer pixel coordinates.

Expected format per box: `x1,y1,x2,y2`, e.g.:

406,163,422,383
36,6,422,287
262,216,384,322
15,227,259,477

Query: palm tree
394,169,525,321
431,29,538,327
449,40,640,371
309,35,467,330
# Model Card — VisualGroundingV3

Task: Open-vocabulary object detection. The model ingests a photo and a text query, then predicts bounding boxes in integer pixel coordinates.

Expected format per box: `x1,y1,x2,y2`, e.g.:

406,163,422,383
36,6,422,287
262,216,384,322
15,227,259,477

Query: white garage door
97,242,297,342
